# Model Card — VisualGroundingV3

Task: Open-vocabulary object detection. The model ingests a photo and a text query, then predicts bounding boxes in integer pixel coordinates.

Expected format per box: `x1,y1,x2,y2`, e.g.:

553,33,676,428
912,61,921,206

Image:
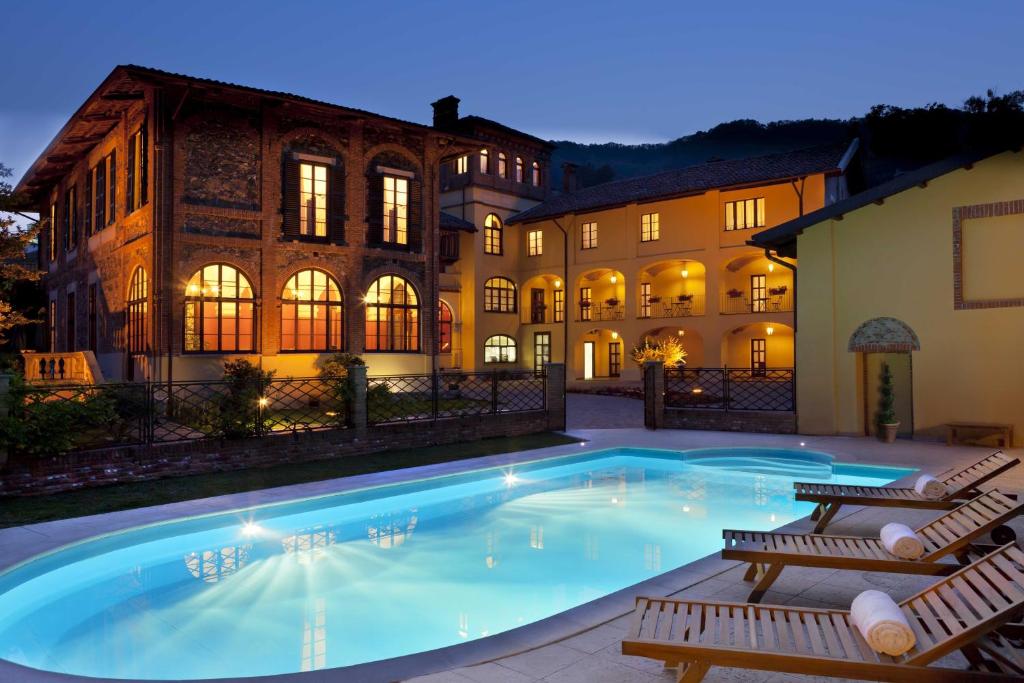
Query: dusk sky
3,0,1023,183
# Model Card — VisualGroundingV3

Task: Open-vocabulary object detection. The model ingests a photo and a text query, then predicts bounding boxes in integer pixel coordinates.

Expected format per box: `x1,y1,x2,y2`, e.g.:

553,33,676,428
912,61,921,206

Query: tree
0,163,42,344
631,336,688,367
876,362,897,427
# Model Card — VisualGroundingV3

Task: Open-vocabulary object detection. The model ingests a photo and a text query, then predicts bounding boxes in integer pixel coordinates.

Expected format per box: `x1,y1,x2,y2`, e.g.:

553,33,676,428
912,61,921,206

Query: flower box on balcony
726,289,744,299
769,286,788,296
647,295,662,304
605,298,620,307
580,300,592,308
677,294,694,302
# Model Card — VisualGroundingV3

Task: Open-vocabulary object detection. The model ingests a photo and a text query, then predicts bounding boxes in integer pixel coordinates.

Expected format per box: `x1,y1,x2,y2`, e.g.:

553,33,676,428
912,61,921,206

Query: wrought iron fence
665,367,794,411
368,370,546,425
4,370,547,455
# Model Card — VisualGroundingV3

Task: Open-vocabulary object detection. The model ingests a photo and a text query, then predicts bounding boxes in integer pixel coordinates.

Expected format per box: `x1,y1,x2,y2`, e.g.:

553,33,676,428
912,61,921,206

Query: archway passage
850,317,919,437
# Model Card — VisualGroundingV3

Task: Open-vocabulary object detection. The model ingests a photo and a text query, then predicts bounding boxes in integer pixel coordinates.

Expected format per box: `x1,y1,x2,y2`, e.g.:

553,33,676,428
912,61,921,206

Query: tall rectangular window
528,229,543,256
66,291,76,351
640,212,660,242
94,158,107,229
751,338,767,375
127,126,147,213
534,332,551,375
725,197,765,230
608,342,621,377
455,155,468,174
553,289,564,322
48,203,57,263
640,282,651,318
751,274,767,312
84,170,93,236
107,150,116,224
88,283,98,351
581,221,597,249
63,186,77,251
579,286,592,321
383,175,409,245
299,162,328,237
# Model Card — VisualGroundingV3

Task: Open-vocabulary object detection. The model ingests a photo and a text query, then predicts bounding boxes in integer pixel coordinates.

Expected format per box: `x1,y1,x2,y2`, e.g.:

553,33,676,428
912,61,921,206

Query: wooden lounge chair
722,490,1022,602
795,451,1018,533
622,543,1024,682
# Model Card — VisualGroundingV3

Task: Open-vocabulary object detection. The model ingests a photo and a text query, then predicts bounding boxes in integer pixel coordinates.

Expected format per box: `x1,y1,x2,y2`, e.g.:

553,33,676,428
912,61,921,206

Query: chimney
562,162,579,194
431,95,460,130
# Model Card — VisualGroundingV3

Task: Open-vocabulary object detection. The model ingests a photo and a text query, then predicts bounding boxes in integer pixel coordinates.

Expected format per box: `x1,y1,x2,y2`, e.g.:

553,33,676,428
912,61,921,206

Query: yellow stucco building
754,148,1024,446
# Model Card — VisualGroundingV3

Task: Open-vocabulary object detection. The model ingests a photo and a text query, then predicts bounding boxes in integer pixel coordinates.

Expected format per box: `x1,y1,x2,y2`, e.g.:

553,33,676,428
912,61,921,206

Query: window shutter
408,176,423,253
366,173,384,245
328,162,345,244
281,155,300,239
108,151,116,224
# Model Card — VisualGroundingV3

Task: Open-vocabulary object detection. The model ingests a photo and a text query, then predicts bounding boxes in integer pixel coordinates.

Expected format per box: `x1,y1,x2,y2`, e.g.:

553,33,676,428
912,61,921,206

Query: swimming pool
0,447,913,680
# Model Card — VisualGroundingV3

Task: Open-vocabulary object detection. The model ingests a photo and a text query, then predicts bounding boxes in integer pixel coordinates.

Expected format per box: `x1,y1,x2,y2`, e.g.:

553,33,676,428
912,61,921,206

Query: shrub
631,336,688,367
317,353,365,426
217,360,275,438
876,362,897,426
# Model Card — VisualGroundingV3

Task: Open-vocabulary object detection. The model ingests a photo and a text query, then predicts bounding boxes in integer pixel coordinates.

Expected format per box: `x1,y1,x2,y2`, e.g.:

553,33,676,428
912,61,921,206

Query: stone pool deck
0,427,1020,682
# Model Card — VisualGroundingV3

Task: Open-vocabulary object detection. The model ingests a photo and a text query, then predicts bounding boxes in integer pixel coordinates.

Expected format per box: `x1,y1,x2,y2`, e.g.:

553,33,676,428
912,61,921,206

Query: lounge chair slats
623,545,1024,681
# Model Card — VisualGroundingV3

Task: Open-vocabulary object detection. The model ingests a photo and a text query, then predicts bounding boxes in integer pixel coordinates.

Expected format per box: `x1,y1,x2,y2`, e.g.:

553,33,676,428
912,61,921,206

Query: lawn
0,432,580,529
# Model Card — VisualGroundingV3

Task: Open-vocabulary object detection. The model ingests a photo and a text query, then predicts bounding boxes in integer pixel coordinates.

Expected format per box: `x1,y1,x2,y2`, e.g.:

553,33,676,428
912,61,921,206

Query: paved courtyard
566,392,644,430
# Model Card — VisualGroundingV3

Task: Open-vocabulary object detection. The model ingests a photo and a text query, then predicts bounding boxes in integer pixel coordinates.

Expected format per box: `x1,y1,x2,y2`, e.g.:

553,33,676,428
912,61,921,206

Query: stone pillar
544,362,566,431
643,361,665,430
346,364,368,434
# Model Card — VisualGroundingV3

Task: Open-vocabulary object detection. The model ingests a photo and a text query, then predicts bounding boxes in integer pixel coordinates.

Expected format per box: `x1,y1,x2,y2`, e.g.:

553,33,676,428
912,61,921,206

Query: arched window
184,264,255,352
515,156,524,183
531,161,541,186
497,152,508,178
438,300,453,353
484,276,516,313
280,268,344,352
483,213,503,255
127,267,148,354
484,335,516,363
479,149,489,174
365,274,420,352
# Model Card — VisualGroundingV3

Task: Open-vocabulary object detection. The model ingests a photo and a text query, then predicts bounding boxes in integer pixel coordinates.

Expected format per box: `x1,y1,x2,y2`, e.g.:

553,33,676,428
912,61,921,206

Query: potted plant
605,297,620,307
580,299,592,308
677,293,693,302
876,362,900,443
727,288,743,299
769,285,788,296
647,295,662,304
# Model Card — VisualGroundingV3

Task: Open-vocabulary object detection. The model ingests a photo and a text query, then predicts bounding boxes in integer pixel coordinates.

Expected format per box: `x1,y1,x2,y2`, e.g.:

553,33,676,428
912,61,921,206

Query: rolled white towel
914,474,947,500
879,522,925,560
850,590,916,656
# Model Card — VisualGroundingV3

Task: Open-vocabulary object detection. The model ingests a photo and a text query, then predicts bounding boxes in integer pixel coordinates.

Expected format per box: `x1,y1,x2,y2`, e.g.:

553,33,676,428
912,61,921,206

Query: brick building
15,66,549,381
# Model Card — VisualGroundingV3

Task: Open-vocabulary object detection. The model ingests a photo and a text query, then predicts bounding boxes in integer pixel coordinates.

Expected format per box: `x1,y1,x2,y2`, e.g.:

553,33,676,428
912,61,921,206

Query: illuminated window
383,175,409,245
93,155,108,230
484,335,516,363
725,197,765,230
641,212,659,242
184,264,255,352
364,274,420,352
438,300,453,353
299,163,328,237
479,149,489,174
581,221,597,249
126,126,147,213
579,286,592,321
484,277,516,313
497,152,507,178
456,155,469,174
640,282,651,318
127,267,148,354
280,269,343,352
483,213,503,255
553,289,564,322
531,161,541,186
515,157,524,182
527,229,543,256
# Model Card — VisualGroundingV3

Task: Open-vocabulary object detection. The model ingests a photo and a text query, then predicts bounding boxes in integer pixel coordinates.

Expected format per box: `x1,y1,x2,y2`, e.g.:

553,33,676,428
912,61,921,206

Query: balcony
576,301,624,322
638,294,706,319
720,288,793,315
22,351,104,384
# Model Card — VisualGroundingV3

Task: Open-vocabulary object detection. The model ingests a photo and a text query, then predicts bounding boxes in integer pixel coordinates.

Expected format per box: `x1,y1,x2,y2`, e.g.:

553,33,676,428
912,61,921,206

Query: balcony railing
576,302,624,322
720,289,793,314
22,351,103,384
638,294,706,319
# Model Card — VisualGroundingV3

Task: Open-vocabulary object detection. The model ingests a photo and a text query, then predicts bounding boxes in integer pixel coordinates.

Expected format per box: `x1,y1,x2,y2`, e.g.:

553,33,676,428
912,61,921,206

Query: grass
0,432,580,529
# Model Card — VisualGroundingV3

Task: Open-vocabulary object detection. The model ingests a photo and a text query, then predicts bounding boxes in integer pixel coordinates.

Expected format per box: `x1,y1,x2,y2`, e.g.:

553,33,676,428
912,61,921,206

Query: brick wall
663,408,797,433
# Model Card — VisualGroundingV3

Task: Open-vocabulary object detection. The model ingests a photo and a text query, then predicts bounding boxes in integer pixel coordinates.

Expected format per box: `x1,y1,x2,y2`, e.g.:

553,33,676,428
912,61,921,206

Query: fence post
431,370,439,421
490,372,500,414
544,363,566,431
723,365,730,413
643,361,665,430
345,364,368,434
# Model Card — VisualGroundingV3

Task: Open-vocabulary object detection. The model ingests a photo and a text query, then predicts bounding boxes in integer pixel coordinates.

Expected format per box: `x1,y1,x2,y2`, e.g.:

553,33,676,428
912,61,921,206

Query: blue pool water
0,447,913,680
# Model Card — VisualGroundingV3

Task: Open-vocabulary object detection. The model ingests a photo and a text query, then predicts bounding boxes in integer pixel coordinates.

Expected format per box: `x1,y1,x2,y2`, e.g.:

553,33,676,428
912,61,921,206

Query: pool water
0,447,913,680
